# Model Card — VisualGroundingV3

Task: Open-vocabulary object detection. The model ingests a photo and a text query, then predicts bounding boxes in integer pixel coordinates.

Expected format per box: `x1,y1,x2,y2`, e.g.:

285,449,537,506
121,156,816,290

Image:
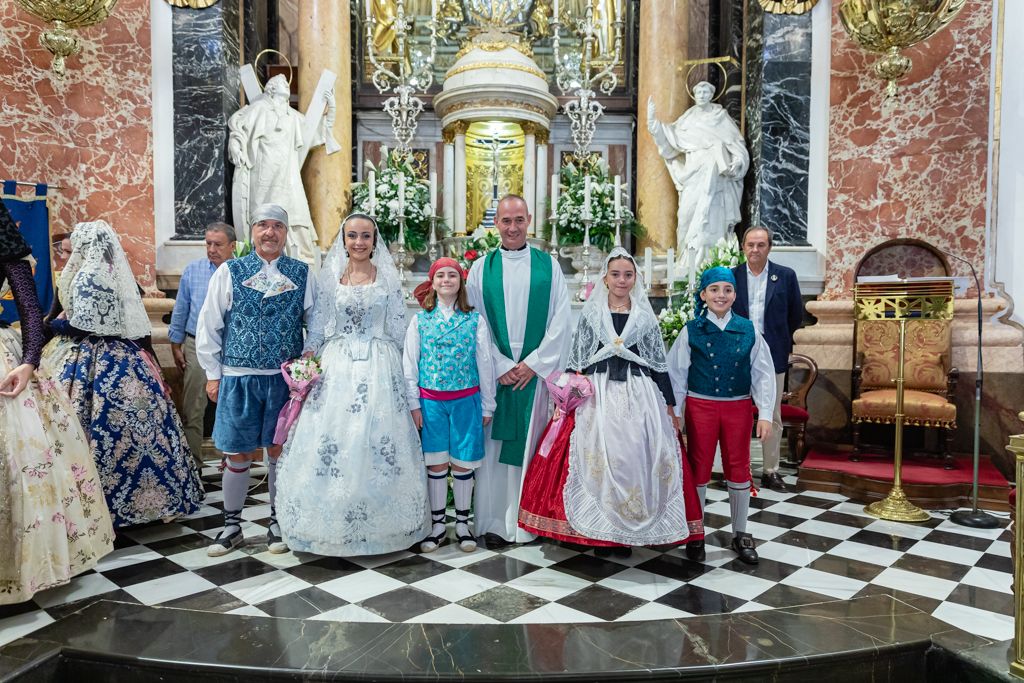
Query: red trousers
684,396,754,486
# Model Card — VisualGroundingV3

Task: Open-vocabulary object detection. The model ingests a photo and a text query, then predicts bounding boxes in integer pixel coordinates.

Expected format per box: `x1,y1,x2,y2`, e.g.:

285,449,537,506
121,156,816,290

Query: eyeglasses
498,217,529,227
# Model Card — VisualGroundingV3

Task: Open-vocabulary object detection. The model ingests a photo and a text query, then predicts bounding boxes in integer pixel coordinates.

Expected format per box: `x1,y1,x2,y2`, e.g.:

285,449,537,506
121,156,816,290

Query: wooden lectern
853,278,955,522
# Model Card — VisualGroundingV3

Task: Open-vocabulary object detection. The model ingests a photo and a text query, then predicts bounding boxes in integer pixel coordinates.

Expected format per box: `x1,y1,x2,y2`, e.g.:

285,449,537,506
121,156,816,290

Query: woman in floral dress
41,220,203,528
276,214,430,556
0,203,113,604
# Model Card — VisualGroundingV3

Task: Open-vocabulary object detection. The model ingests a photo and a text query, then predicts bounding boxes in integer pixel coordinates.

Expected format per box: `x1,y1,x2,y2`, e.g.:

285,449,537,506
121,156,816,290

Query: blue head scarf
694,266,737,319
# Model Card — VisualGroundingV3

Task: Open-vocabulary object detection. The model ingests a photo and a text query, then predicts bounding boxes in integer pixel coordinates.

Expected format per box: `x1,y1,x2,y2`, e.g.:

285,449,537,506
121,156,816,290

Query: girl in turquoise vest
404,258,496,553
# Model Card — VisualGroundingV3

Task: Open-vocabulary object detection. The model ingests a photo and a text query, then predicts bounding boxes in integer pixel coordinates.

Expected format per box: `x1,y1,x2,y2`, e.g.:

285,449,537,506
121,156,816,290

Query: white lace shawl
59,220,151,340
567,246,667,373
303,220,405,354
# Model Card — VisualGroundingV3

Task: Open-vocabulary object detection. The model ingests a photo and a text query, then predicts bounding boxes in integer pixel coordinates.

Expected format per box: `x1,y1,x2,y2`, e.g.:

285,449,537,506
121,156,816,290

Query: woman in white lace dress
276,214,430,556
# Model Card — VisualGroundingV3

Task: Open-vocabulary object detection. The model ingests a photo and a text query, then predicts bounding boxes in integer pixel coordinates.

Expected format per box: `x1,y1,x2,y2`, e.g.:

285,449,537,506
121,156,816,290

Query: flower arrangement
351,150,437,252
450,228,501,272
545,157,645,252
273,357,323,445
658,234,746,346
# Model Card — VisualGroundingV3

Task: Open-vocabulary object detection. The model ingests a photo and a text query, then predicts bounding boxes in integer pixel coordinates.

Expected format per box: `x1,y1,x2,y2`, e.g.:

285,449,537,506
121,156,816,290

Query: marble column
171,2,240,239
636,0,689,253
453,121,468,234
522,123,537,234
298,0,351,249
744,7,811,245
442,126,456,229
535,127,549,225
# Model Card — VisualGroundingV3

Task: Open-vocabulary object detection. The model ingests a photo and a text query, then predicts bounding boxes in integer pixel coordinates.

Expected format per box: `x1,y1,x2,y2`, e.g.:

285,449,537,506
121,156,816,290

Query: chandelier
839,0,967,101
14,0,119,76
364,0,439,154
550,0,624,158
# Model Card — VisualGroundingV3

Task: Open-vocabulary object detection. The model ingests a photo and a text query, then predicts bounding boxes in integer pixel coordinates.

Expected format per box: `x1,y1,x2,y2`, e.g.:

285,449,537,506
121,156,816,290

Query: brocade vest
416,307,480,392
685,313,756,398
223,252,308,369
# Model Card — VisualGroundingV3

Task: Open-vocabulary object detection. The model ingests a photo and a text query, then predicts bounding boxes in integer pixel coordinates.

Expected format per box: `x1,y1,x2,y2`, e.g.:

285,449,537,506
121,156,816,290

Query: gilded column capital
443,121,469,143
533,126,550,145
520,121,541,138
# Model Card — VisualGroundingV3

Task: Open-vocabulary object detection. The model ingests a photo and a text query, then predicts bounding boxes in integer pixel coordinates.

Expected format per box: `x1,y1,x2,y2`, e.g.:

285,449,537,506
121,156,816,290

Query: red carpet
801,449,1009,487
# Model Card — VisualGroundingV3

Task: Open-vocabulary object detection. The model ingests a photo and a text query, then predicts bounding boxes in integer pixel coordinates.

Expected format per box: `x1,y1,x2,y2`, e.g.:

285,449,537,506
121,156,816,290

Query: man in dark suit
732,227,803,491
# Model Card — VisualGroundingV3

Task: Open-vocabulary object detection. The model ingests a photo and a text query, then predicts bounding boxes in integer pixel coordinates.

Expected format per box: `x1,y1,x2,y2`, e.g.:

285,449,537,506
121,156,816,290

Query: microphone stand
941,250,999,529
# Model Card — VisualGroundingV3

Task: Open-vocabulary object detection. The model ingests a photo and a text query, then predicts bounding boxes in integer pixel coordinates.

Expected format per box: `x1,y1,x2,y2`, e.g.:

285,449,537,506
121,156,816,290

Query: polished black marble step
0,595,996,682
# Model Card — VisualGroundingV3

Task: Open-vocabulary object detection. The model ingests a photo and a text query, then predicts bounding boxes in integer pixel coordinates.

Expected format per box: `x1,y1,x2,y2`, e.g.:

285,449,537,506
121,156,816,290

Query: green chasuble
481,247,552,466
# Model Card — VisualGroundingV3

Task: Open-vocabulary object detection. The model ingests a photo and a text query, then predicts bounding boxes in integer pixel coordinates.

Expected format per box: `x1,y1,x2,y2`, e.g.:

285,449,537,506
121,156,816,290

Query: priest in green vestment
467,195,572,545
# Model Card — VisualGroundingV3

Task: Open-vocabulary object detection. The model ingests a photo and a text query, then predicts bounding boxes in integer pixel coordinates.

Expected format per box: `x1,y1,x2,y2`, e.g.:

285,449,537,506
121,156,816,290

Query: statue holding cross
228,71,340,265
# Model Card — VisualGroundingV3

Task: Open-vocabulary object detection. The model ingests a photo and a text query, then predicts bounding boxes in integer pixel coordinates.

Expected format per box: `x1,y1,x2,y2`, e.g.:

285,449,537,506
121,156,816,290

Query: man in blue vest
731,226,804,491
197,204,315,557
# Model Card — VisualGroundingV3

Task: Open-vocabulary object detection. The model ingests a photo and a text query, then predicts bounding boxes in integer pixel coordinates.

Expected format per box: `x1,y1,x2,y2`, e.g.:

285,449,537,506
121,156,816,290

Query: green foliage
232,240,252,259
544,157,645,252
449,229,502,271
351,151,443,252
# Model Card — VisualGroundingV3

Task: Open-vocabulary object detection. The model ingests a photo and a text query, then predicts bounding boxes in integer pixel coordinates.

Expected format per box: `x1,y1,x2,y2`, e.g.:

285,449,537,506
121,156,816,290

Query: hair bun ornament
413,280,433,308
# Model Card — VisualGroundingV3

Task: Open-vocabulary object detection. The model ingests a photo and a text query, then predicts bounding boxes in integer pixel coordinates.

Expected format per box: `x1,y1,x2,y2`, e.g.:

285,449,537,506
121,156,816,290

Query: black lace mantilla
0,203,32,264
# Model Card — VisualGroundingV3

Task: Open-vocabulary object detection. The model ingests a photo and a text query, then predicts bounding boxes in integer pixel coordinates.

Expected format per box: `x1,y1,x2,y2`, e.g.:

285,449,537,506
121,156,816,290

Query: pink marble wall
825,3,992,298
0,1,156,286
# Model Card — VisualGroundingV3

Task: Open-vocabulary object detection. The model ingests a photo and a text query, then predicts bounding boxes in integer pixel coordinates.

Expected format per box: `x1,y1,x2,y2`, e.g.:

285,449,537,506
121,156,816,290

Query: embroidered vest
417,308,480,391
686,313,756,398
223,252,308,369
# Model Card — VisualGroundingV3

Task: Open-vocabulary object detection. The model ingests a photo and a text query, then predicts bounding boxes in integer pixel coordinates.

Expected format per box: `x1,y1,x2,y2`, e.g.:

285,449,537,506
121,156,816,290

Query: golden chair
851,318,958,468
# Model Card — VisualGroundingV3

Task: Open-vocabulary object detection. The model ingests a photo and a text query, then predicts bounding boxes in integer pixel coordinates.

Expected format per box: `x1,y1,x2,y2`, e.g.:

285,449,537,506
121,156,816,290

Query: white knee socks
221,457,250,537
427,470,448,538
727,480,751,535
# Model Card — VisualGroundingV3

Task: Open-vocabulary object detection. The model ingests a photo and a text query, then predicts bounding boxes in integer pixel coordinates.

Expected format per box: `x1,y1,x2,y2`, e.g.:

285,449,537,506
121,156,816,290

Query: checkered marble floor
0,466,1013,648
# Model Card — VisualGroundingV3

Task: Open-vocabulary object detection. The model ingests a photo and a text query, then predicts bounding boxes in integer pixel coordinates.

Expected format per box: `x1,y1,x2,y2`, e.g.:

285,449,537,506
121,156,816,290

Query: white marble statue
647,81,749,285
228,74,337,266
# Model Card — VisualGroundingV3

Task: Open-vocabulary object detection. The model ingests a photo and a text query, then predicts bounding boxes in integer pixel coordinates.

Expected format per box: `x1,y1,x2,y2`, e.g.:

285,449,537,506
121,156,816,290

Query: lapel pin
770,274,778,282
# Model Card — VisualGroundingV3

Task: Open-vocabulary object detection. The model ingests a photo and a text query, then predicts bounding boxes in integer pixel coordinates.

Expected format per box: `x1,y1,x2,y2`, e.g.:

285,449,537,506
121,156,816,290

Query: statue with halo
647,80,749,285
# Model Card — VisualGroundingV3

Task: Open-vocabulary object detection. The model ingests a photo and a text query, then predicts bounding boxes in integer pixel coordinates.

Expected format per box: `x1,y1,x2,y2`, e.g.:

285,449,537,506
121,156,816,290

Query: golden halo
684,61,730,102
253,48,293,89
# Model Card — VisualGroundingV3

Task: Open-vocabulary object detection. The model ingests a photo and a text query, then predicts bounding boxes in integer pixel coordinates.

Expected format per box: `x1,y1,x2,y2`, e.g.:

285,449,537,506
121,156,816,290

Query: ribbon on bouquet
272,357,322,445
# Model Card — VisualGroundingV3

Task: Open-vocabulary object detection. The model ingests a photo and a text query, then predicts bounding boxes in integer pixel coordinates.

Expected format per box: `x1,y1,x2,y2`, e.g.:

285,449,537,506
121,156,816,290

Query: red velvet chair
753,353,818,466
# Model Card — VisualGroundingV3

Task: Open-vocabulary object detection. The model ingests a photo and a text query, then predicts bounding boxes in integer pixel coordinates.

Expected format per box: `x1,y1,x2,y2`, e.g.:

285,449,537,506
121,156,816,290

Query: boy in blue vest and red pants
405,258,496,553
667,267,776,565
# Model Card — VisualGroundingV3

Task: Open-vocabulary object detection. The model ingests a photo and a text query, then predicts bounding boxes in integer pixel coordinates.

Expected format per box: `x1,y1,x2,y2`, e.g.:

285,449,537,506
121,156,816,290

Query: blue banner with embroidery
1,182,53,323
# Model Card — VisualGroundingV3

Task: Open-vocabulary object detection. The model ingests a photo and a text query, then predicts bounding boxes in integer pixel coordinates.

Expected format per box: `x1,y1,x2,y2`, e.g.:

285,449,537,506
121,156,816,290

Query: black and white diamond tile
1,469,1015,648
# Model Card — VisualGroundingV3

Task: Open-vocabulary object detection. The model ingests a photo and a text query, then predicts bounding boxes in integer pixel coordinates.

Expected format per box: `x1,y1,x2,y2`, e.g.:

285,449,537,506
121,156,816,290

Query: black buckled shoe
731,532,759,565
482,533,511,550
760,471,788,492
684,539,706,562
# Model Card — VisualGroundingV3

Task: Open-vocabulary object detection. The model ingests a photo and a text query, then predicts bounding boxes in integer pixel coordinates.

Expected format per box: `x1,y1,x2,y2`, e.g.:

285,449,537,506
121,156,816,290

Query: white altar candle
398,173,406,215
368,170,377,216
429,171,437,214
550,173,559,216
666,248,675,286
644,247,652,287
432,0,439,19
554,0,560,21
613,175,621,219
366,0,372,22
583,175,592,220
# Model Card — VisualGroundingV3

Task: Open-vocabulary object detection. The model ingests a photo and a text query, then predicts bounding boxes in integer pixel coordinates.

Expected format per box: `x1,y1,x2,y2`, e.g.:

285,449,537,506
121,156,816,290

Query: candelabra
612,215,623,247
396,213,409,293
548,209,559,258
578,216,592,299
428,215,439,262
550,0,625,157
365,0,439,154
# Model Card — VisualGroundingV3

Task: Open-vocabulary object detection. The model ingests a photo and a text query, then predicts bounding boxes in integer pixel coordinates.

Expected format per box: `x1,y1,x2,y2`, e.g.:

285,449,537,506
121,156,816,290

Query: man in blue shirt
169,222,236,469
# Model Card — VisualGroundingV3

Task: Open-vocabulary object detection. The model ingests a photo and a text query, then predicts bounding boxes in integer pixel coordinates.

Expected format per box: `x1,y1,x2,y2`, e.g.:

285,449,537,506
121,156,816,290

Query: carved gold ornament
164,0,219,7
757,0,819,14
14,0,119,76
839,0,967,100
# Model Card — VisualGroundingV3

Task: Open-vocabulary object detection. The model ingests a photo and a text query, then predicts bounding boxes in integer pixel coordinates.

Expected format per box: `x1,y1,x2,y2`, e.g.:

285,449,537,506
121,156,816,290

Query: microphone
936,248,999,529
